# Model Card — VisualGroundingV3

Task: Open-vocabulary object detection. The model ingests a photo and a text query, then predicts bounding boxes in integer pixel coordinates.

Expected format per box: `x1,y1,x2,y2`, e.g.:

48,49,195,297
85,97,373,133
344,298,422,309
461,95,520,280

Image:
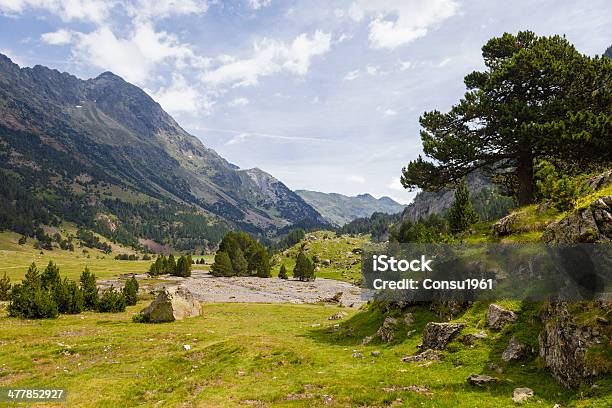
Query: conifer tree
79,267,98,310
211,251,233,277
0,272,11,301
278,264,288,280
447,179,479,234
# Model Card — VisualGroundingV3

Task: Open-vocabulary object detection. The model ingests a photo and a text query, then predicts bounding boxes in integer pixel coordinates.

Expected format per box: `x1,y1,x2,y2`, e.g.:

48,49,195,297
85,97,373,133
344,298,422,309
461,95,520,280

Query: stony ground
99,269,372,308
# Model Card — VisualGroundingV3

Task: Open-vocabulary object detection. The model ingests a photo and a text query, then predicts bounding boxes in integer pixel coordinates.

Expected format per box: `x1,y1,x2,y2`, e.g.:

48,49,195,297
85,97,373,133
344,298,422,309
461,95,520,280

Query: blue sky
1,0,610,204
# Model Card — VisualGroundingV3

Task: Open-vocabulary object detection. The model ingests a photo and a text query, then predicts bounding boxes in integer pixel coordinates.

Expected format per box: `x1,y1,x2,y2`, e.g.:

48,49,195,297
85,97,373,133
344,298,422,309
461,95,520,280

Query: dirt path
100,269,371,308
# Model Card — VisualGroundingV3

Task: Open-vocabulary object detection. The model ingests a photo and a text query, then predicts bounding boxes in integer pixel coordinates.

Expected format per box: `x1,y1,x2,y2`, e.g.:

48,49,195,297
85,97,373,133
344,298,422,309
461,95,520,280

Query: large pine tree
447,179,479,234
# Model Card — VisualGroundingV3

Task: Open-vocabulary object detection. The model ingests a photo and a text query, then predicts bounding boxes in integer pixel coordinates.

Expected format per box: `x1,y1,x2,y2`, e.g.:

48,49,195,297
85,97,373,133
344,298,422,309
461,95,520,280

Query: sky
0,0,610,204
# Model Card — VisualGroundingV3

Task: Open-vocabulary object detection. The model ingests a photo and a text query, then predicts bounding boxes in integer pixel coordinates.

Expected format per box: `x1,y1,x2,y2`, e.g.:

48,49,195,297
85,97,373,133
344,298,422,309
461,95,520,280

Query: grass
272,231,368,283
0,231,150,282
0,302,609,407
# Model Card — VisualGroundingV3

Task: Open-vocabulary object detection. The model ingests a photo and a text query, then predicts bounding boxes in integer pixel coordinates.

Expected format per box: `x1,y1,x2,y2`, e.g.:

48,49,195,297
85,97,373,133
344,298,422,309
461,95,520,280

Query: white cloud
226,132,250,145
40,28,73,45
366,65,379,75
383,108,397,116
0,0,116,23
349,0,459,49
398,60,412,71
388,177,404,191
147,74,207,115
343,69,359,81
130,0,209,19
247,0,271,10
437,57,452,67
347,174,366,184
69,21,198,85
228,97,249,107
201,31,331,87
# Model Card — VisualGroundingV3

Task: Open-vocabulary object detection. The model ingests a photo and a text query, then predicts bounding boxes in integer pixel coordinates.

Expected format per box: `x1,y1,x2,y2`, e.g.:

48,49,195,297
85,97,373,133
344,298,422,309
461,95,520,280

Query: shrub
535,160,586,211
97,288,126,313
293,252,315,281
8,284,58,319
448,178,479,234
54,278,84,314
0,273,11,301
122,276,139,306
79,267,99,310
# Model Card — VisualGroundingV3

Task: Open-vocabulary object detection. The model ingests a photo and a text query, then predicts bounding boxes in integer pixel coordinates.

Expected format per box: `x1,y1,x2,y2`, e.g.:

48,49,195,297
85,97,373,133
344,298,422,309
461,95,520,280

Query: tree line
211,232,270,277
1,262,138,319
149,254,192,277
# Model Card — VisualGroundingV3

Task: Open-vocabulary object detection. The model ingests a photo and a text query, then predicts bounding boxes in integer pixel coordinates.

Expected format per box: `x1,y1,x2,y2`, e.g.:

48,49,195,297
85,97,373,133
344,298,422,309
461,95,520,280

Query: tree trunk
516,154,535,206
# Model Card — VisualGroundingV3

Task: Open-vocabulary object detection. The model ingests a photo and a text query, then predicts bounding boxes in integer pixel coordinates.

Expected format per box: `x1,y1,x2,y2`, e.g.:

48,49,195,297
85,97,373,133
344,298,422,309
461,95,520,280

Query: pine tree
230,247,248,276
278,265,288,280
253,247,271,278
0,272,11,301
211,251,233,277
122,276,139,306
79,267,98,310
24,262,40,288
41,261,61,289
293,252,315,281
447,178,479,234
167,254,177,275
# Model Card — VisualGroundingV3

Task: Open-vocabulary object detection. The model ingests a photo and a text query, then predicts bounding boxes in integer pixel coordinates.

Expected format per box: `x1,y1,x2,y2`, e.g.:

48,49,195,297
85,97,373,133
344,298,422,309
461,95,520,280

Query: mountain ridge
295,190,405,226
0,53,326,249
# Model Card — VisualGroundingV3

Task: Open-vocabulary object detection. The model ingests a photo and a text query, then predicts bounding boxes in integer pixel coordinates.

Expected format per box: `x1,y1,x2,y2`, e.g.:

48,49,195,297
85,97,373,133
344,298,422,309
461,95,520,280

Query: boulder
139,287,201,323
512,387,534,403
376,316,399,343
486,304,517,330
585,170,612,191
467,374,499,386
538,302,599,388
502,336,530,362
401,349,441,363
403,312,414,325
421,322,465,350
493,212,520,237
461,331,488,345
321,259,331,266
542,196,612,244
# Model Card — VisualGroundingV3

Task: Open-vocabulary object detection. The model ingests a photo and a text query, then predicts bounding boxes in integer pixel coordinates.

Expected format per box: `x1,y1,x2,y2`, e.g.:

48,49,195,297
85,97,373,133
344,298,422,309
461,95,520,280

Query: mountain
0,54,325,251
401,170,515,223
605,45,612,59
295,190,405,226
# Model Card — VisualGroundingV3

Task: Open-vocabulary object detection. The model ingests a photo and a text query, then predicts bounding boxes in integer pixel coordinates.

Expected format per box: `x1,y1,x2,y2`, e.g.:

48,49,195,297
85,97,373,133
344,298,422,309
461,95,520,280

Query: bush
122,276,139,306
97,288,126,313
79,267,99,310
54,278,84,314
8,266,59,319
535,160,586,211
0,272,11,301
278,264,288,280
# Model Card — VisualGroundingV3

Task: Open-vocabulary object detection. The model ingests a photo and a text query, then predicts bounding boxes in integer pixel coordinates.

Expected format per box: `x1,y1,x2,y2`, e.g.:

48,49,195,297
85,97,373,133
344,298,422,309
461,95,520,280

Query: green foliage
54,278,84,314
401,31,612,205
167,254,177,275
278,264,288,279
211,251,233,277
211,232,271,278
274,228,306,251
97,288,126,313
293,251,315,281
77,229,112,254
392,214,453,243
339,212,402,241
174,256,192,277
122,276,139,306
8,283,58,319
448,179,480,233
115,253,139,260
535,160,587,210
0,272,10,301
41,261,61,290
79,267,99,310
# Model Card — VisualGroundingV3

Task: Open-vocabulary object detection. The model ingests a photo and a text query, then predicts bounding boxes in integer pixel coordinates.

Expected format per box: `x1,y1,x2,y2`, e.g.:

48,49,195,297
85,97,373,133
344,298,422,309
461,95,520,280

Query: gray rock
461,331,488,345
421,322,465,349
401,349,441,363
467,374,499,386
493,212,520,237
512,387,534,403
542,196,612,244
502,336,530,362
585,170,612,191
486,304,517,330
321,259,331,266
371,350,381,357
376,317,399,343
328,311,348,320
539,302,598,388
403,312,414,325
139,287,201,323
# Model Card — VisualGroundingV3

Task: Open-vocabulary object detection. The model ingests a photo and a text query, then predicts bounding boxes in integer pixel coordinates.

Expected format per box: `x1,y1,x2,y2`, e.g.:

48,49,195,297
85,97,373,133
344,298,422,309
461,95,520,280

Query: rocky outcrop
401,349,441,363
138,287,201,323
538,302,603,388
585,170,612,191
376,316,399,343
493,212,520,237
467,374,499,386
512,387,534,403
421,322,465,349
542,196,612,244
461,331,488,345
486,304,517,330
502,336,531,362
